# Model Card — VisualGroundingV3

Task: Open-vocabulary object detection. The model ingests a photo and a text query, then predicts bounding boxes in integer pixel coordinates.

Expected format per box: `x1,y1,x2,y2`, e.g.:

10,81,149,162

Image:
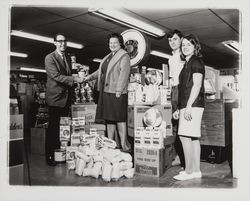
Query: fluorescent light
147,68,163,73
10,51,28,58
92,58,102,63
150,50,171,59
11,30,84,49
20,67,46,73
88,8,166,38
222,40,240,54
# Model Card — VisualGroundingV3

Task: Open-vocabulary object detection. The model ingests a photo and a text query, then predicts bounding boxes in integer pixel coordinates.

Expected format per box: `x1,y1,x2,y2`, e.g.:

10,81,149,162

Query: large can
54,149,66,163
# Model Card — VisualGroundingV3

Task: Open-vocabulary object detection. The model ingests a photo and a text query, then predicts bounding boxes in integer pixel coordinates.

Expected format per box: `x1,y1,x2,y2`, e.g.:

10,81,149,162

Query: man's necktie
62,54,70,73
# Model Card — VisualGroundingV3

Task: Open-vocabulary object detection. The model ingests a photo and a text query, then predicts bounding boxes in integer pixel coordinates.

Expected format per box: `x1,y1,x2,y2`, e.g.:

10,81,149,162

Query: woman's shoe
173,172,194,181
192,171,202,178
175,171,202,180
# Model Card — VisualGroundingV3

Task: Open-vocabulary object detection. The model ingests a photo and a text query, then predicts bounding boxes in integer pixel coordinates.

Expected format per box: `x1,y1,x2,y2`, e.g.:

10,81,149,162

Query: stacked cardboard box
128,66,175,177
54,104,106,162
127,104,172,138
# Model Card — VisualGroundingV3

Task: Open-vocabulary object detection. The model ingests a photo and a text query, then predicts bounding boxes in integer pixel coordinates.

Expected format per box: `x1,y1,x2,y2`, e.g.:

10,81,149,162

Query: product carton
127,105,172,136
144,127,153,147
134,144,175,177
134,147,164,177
152,128,164,149
60,125,71,141
134,127,144,147
71,104,97,125
70,133,81,147
66,146,78,161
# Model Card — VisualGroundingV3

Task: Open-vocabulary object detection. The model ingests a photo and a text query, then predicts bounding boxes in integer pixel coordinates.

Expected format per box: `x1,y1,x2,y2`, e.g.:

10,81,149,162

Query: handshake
73,75,91,84
72,63,91,83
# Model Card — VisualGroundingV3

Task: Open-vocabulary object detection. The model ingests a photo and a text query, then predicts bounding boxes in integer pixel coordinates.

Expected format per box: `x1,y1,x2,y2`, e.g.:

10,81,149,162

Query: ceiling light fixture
10,51,28,58
88,8,166,38
222,40,240,54
20,67,46,73
11,30,84,49
147,68,163,73
150,50,171,59
92,58,102,63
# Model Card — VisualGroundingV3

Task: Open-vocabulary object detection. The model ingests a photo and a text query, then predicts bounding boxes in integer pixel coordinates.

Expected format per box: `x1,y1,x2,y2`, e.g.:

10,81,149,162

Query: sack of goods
66,135,134,182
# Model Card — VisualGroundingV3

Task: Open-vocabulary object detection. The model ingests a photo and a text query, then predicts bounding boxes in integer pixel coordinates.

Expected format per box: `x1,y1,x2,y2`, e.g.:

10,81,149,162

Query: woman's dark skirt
95,92,128,122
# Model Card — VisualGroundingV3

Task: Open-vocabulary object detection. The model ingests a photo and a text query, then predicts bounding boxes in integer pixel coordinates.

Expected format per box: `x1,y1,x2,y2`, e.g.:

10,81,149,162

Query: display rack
34,96,49,128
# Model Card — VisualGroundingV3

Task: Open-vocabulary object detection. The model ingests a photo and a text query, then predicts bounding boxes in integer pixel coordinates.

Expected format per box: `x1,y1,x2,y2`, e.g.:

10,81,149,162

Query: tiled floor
23,153,237,188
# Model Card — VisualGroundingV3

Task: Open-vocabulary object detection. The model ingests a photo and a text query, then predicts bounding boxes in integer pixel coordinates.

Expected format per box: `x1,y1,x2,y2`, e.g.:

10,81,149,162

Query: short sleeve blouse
178,55,205,109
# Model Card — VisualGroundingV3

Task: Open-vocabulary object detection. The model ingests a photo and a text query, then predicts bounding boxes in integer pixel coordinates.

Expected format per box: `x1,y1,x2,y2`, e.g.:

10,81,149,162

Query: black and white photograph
1,0,249,200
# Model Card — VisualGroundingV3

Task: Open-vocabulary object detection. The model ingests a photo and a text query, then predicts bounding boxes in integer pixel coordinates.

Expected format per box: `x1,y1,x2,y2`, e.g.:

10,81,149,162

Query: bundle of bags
66,135,134,182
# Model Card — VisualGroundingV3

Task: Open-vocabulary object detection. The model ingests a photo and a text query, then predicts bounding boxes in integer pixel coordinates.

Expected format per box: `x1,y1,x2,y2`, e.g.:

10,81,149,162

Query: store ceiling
10,6,240,71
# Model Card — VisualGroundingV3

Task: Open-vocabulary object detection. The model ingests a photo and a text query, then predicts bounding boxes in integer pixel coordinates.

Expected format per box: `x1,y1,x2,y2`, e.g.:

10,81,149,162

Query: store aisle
23,153,236,188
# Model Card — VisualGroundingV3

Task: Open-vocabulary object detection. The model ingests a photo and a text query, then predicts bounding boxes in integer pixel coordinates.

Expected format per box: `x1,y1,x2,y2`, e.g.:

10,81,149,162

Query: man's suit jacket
45,50,74,107
89,49,131,94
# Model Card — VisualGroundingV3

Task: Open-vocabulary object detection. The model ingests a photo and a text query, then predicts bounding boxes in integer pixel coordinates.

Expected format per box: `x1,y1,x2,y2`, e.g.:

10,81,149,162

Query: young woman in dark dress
173,34,205,181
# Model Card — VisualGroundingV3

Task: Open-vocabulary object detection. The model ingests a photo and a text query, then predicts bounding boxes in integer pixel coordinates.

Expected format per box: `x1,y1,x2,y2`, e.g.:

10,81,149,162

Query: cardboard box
134,142,175,177
134,147,164,177
127,105,172,136
128,127,134,137
9,115,23,140
128,84,171,105
134,127,144,147
71,104,97,125
30,128,46,155
129,127,175,146
128,105,172,128
66,146,78,161
70,133,81,147
60,125,71,141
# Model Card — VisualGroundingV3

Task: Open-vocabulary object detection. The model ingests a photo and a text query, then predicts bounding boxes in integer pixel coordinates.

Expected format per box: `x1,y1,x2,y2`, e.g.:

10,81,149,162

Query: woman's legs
106,123,116,140
179,136,201,173
117,122,131,152
192,139,201,172
180,136,193,174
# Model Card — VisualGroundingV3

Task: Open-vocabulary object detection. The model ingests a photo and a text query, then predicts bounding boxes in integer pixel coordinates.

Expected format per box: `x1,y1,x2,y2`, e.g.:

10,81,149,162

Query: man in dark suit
45,33,84,166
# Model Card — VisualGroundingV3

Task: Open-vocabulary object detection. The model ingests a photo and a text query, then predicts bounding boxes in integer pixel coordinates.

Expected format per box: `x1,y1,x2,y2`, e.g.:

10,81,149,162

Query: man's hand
83,75,91,82
74,76,84,83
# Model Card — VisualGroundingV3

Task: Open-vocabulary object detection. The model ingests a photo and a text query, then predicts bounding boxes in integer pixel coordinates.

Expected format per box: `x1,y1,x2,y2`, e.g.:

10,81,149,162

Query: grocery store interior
7,4,241,191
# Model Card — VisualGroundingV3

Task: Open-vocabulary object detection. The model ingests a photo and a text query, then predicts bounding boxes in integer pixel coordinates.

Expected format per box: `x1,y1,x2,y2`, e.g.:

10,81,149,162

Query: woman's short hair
166,29,183,39
107,33,125,49
181,34,202,58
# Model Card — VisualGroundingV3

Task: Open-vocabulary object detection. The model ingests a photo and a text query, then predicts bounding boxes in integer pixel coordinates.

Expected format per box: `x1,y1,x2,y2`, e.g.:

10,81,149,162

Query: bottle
70,55,78,76
141,66,147,86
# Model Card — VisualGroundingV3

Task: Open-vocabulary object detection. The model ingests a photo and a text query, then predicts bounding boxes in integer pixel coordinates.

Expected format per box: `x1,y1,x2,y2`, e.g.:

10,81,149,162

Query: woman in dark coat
85,33,131,152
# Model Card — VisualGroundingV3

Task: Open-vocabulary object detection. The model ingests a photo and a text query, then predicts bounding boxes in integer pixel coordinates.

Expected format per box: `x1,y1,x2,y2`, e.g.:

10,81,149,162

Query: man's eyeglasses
55,40,67,43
